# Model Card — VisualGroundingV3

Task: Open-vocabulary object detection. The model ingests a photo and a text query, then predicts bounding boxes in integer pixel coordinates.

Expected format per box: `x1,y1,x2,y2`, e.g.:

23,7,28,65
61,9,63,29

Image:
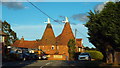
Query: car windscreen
80,53,89,55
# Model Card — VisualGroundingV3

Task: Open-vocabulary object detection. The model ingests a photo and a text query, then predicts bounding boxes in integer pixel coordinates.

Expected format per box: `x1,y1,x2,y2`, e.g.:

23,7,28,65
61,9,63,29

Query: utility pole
75,29,77,40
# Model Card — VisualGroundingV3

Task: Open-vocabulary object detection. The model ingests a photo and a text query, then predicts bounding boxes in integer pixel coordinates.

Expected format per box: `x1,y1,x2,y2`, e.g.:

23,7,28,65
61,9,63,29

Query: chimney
20,36,24,43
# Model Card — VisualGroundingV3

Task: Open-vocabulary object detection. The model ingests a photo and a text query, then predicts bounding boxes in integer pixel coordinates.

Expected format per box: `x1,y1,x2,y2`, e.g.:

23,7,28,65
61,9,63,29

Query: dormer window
51,45,54,50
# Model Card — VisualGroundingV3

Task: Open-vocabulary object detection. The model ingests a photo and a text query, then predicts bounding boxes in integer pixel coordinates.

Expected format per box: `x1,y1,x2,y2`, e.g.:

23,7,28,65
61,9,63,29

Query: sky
1,0,119,48
1,0,119,2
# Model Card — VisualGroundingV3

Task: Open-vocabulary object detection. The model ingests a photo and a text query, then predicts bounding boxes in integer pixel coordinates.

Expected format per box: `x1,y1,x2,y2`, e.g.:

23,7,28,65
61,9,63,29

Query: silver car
78,52,91,61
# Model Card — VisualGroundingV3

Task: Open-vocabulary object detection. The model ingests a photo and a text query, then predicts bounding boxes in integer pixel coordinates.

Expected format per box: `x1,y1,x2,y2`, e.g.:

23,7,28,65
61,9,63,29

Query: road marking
71,64,75,66
46,62,51,65
40,66,44,68
40,62,53,68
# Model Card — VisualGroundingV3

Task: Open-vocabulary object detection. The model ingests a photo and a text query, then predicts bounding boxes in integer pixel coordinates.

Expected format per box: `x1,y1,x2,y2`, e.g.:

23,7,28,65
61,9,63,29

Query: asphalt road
2,60,120,68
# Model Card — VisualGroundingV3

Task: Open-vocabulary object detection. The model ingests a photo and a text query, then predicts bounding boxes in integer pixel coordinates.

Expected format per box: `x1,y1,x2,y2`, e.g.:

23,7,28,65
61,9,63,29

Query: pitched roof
56,22,75,45
76,39,83,47
0,31,6,36
40,23,56,45
12,40,38,49
12,22,84,49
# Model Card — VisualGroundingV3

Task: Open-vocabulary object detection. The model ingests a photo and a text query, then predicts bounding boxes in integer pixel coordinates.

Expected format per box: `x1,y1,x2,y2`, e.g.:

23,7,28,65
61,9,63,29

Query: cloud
71,0,120,23
12,24,85,39
1,0,119,2
12,24,64,40
0,20,2,29
71,13,89,22
95,0,119,12
110,0,119,2
2,2,26,10
12,23,95,47
95,3,105,12
59,16,65,19
1,0,43,2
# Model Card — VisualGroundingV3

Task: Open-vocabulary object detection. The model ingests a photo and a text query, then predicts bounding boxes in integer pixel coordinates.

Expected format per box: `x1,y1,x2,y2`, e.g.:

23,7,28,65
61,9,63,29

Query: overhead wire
26,0,62,25
27,0,87,38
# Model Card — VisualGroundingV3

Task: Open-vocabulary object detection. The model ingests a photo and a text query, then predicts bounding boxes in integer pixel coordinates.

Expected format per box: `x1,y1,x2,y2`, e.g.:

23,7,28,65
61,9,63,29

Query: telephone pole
75,29,77,40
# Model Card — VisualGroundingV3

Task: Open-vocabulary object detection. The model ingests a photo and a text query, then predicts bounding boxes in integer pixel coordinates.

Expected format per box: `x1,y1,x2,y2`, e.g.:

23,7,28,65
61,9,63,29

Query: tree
68,39,76,60
85,2,120,64
84,47,96,50
90,47,96,50
84,47,91,50
2,21,18,46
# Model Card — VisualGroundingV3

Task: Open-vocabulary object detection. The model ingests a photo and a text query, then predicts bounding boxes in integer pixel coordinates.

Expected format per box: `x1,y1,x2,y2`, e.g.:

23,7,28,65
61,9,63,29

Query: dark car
37,53,48,60
16,52,30,61
29,53,38,60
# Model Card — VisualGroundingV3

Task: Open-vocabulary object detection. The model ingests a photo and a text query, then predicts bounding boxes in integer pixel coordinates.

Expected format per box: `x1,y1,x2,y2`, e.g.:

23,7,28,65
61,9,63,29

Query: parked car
78,52,91,61
29,53,38,60
18,52,30,61
42,55,47,60
37,54,47,60
9,50,32,61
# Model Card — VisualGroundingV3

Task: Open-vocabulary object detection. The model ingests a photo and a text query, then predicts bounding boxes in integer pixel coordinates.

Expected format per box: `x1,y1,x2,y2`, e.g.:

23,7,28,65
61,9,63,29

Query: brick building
12,17,84,60
0,31,7,56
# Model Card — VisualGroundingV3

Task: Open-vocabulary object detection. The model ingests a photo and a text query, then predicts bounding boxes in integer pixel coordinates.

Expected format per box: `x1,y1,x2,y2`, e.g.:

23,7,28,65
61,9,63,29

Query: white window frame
51,45,54,50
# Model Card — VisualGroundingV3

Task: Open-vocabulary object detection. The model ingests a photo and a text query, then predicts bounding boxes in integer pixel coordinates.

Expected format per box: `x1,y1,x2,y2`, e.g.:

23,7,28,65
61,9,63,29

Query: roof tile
56,22,75,45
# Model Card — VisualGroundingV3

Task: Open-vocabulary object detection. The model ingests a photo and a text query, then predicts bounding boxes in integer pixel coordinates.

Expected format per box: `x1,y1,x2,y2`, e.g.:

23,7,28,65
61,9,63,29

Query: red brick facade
12,22,84,60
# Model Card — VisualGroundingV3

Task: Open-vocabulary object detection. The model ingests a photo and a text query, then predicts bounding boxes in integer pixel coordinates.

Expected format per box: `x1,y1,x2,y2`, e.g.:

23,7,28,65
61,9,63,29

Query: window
78,48,81,52
39,46,40,49
57,46,59,49
51,45,54,50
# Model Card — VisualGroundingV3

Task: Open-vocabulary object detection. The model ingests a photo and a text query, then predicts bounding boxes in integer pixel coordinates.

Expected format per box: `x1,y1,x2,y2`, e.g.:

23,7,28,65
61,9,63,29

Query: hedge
85,50,104,60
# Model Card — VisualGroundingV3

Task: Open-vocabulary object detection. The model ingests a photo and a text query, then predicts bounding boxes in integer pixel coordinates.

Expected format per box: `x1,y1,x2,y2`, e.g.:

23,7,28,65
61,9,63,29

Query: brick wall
47,54,66,60
39,45,57,54
39,45,69,60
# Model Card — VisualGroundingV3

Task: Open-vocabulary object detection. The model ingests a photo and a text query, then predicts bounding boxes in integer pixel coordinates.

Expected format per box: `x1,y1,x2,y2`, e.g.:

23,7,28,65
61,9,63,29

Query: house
12,17,84,60
0,30,6,44
76,39,84,52
12,37,38,53
0,31,7,55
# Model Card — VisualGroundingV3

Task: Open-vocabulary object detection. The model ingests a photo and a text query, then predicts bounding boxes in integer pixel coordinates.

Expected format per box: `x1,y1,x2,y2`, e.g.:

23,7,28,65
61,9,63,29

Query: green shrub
85,50,104,60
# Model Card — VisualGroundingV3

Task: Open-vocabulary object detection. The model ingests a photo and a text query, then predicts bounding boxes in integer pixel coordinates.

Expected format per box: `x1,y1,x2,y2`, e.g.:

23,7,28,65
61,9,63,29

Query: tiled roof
56,22,75,45
12,40,38,49
76,39,83,47
12,22,84,49
40,23,56,45
0,31,6,35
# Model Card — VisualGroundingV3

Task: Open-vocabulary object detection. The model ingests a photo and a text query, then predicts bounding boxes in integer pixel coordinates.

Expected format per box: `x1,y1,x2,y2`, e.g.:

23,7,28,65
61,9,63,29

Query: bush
85,50,104,60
